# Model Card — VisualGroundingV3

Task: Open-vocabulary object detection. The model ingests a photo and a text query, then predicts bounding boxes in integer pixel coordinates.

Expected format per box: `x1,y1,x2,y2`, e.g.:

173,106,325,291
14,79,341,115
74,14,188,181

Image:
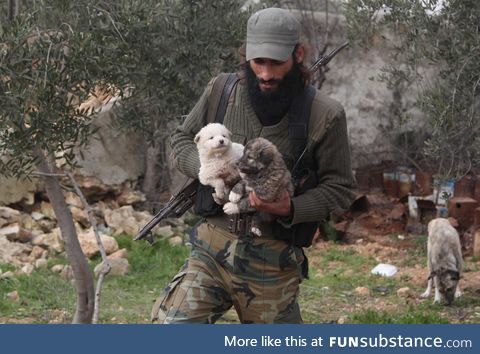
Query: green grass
0,235,189,323
351,308,450,324
299,243,480,324
1,234,479,324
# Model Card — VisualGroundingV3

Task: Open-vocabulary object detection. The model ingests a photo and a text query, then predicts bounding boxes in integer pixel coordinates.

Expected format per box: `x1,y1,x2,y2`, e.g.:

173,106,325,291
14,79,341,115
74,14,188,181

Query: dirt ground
305,192,480,324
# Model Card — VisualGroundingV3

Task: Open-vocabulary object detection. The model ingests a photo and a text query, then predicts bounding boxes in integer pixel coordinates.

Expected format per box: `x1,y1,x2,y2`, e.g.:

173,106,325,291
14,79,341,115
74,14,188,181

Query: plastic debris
371,263,398,277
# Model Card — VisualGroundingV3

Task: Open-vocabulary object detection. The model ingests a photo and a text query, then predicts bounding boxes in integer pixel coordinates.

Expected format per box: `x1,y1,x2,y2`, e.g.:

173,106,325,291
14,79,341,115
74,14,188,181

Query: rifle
133,179,199,244
134,41,349,243
309,41,349,73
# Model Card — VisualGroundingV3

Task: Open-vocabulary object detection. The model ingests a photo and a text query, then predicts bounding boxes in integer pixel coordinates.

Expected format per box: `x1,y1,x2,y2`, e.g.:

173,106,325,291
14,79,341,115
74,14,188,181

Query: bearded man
152,7,355,324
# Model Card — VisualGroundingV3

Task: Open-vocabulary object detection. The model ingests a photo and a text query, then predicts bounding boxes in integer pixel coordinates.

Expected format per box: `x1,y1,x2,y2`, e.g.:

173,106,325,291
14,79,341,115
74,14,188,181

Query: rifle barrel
309,41,349,73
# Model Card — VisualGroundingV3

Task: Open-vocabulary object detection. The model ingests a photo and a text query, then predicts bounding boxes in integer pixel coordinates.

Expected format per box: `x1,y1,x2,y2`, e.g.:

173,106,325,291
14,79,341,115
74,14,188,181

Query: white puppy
194,123,244,203
421,218,463,305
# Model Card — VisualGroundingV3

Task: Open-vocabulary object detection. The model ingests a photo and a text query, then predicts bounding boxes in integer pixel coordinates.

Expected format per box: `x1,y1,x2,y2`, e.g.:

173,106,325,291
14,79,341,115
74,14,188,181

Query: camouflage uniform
151,223,304,323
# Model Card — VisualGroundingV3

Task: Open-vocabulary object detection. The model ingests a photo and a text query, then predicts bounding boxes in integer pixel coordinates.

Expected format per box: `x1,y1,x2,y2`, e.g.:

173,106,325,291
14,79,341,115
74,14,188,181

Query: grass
299,243,480,324
0,235,189,323
1,234,479,324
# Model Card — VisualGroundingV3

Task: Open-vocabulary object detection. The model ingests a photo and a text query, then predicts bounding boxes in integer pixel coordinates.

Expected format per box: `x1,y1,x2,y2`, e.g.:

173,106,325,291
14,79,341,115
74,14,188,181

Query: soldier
152,7,355,324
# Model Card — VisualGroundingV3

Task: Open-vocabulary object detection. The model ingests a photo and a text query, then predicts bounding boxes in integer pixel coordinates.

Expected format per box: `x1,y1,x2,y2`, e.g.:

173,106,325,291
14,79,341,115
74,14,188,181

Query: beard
246,61,305,126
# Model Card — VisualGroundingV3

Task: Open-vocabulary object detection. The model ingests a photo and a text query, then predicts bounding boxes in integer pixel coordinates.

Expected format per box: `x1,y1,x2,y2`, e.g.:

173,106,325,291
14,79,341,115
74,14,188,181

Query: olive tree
0,0,131,323
1,0,250,322
110,0,249,210
345,0,480,178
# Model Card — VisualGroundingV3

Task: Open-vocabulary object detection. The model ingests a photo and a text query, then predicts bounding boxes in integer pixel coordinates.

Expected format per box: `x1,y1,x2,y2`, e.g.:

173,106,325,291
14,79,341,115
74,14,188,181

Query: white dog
194,123,244,203
421,218,463,305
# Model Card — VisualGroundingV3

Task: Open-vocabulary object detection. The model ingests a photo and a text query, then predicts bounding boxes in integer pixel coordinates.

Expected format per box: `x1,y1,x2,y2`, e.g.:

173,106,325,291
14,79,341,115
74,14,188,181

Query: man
152,7,355,324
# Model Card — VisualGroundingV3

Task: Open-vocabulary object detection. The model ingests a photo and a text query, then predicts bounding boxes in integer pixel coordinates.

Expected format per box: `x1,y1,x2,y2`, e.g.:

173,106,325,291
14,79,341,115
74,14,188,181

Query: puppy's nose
219,139,224,144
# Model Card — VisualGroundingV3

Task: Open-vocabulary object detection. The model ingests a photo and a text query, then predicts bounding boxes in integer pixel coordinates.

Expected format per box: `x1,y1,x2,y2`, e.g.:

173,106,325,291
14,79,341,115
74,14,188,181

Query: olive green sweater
170,75,356,226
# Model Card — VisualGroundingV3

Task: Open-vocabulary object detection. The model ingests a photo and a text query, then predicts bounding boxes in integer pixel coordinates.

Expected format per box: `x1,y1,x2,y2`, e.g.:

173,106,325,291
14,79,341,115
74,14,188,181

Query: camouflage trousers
151,222,304,324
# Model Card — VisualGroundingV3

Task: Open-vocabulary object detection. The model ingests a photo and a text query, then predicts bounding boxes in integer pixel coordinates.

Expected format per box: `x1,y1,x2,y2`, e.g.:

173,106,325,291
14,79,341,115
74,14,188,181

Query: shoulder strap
206,73,239,124
288,85,316,168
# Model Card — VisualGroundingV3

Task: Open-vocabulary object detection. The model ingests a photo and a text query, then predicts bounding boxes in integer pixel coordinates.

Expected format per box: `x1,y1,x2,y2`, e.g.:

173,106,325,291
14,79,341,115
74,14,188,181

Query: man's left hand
249,190,291,216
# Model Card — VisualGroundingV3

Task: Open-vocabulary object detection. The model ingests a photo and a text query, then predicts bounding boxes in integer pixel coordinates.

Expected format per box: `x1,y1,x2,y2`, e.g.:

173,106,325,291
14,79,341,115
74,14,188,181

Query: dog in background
421,218,463,305
194,123,244,204
223,137,293,236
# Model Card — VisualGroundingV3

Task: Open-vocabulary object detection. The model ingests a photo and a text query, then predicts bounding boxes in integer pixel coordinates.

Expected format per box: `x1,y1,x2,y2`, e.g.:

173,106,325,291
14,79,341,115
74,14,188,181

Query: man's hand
249,190,291,216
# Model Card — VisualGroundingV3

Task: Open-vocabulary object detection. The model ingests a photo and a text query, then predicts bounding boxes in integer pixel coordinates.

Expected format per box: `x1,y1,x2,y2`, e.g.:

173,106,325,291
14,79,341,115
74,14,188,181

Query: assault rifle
134,41,349,243
133,179,199,244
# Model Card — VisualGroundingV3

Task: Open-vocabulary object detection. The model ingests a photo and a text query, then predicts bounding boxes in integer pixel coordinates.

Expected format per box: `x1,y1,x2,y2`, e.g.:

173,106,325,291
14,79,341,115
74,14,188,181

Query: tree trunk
35,149,95,323
142,142,170,212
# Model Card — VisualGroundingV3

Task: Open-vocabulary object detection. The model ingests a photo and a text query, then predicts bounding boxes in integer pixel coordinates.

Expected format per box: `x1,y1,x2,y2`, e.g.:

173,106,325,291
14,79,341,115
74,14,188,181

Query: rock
337,316,347,324
107,248,128,260
0,223,33,243
40,201,56,220
30,245,46,260
32,228,64,253
94,258,130,277
51,264,65,273
169,235,184,246
60,265,74,280
21,264,35,274
0,223,19,238
165,218,186,227
354,286,370,296
154,225,174,238
104,206,138,235
0,206,21,227
0,271,15,279
78,229,119,258
116,189,146,206
35,258,49,269
0,176,38,205
37,218,57,233
70,206,89,227
31,212,46,221
20,214,40,231
7,290,19,301
75,175,116,199
397,287,414,298
0,235,32,265
64,191,83,208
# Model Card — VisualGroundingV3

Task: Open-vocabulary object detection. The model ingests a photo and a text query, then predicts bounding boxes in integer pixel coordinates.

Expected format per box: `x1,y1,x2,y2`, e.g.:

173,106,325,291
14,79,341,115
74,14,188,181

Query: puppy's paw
229,191,242,203
433,295,442,303
223,202,240,215
455,288,463,298
251,227,262,237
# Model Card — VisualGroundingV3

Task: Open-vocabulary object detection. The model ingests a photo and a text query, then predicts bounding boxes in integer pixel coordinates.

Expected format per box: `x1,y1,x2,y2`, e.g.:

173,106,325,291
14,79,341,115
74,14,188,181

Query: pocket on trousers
151,271,187,322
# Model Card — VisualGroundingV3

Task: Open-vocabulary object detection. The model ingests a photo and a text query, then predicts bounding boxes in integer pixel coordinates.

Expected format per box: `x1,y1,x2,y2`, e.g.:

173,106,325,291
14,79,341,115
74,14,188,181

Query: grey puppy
223,137,294,236
420,218,463,305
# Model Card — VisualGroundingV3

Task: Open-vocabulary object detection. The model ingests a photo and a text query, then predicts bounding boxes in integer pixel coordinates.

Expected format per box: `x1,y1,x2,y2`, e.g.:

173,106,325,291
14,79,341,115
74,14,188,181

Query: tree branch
66,172,111,324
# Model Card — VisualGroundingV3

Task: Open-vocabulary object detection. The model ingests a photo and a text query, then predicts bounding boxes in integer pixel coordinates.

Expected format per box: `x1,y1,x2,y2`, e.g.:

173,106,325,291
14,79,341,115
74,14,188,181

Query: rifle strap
206,73,239,124
288,85,316,171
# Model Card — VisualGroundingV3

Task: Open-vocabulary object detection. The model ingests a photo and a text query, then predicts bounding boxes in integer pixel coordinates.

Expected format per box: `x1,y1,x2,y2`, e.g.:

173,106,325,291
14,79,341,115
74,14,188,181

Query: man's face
249,56,294,92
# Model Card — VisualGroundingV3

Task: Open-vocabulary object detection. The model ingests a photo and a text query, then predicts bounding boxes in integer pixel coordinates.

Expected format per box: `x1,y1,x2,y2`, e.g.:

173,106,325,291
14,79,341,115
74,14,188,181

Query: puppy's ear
194,133,201,144
259,145,275,163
